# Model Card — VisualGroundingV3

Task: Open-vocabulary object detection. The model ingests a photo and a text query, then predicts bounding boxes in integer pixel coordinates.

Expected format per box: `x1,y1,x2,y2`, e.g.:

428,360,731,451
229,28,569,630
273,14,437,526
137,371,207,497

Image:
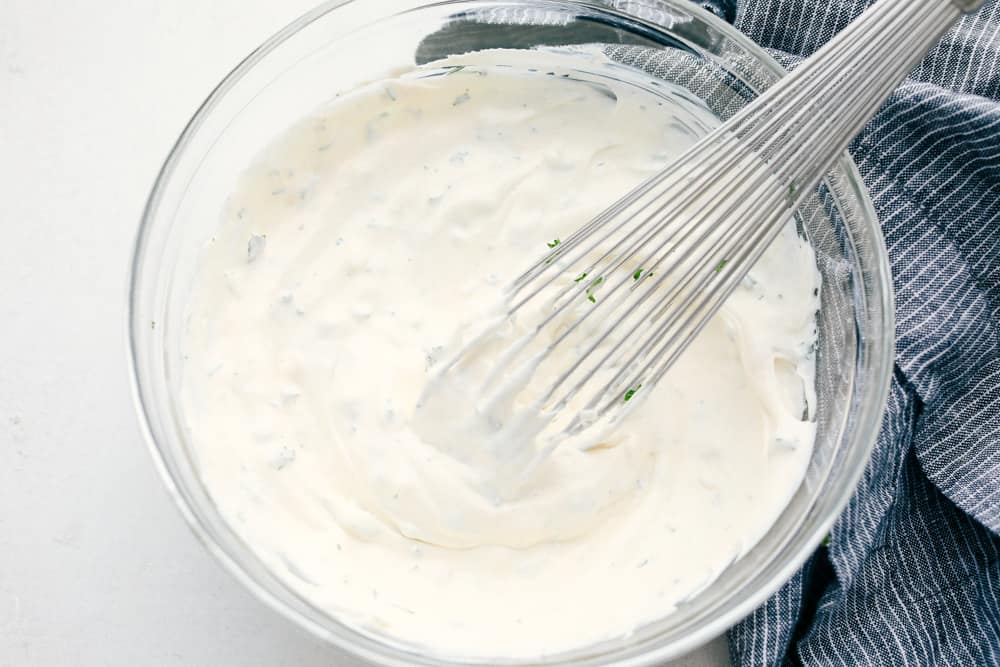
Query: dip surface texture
181,49,821,658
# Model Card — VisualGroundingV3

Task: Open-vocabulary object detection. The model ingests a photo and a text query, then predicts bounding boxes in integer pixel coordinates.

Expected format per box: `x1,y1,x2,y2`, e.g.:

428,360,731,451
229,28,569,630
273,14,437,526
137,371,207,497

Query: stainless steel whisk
446,0,983,441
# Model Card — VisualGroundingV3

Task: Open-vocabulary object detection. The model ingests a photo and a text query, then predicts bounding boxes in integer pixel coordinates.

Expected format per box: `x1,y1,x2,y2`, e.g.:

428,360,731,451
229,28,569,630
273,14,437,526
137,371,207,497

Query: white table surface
0,1,731,664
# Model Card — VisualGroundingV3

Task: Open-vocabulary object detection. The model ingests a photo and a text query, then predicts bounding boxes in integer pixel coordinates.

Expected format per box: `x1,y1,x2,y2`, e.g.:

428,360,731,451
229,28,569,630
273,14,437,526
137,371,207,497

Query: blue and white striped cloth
692,1,1000,664
420,0,1000,662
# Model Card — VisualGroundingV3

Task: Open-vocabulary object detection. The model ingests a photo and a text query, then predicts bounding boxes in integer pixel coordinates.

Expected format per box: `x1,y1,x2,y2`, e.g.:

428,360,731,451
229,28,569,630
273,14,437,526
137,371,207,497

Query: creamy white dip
181,48,821,659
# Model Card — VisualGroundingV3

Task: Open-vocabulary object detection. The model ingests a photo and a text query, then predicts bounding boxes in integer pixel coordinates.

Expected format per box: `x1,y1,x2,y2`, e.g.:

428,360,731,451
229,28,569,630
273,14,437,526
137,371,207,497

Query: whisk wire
445,0,978,439
585,1,961,414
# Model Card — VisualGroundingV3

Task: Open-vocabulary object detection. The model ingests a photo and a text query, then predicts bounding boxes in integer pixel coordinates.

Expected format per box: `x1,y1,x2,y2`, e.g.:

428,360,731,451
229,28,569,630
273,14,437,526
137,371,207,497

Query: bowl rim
126,1,895,664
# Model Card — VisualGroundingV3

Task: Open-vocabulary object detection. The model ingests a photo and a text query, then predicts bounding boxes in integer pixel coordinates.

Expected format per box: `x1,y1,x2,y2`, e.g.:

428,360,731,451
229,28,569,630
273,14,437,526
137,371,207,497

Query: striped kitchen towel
696,1,1000,665
610,0,1000,662
419,0,1000,663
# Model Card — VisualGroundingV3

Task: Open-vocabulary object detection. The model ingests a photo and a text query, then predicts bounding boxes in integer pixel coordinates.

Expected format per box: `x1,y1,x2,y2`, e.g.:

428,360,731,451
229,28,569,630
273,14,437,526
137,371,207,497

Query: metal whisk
439,0,983,443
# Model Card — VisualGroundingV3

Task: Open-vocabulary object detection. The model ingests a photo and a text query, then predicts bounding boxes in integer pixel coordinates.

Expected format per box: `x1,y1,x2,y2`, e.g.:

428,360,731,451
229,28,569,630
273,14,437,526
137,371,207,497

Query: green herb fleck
822,534,831,547
714,259,729,273
150,320,156,330
624,384,642,402
574,272,588,283
633,268,644,281
787,181,798,202
585,275,604,303
547,239,561,249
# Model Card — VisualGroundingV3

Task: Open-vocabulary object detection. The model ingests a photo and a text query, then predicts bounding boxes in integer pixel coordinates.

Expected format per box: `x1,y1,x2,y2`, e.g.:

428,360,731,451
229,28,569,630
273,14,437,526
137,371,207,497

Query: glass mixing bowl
127,1,894,664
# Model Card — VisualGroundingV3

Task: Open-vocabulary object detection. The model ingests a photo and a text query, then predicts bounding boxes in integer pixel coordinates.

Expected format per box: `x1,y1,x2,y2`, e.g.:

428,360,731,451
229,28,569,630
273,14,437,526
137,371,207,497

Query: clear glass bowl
127,1,894,665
